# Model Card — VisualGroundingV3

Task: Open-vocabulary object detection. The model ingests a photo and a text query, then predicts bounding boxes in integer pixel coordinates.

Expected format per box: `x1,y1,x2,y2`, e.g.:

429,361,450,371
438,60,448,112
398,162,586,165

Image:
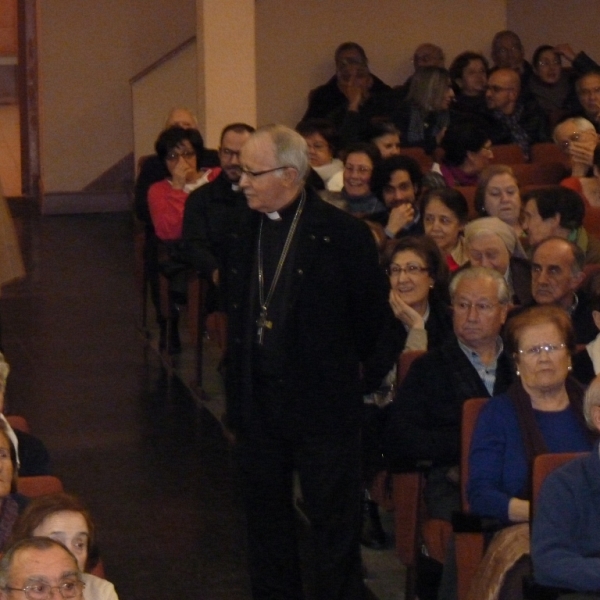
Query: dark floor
0,211,251,600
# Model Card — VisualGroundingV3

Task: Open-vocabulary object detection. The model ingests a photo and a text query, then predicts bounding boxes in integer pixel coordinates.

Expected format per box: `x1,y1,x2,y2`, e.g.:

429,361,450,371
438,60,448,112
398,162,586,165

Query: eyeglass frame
4,579,85,600
386,264,430,277
239,166,293,180
165,149,196,162
517,343,567,357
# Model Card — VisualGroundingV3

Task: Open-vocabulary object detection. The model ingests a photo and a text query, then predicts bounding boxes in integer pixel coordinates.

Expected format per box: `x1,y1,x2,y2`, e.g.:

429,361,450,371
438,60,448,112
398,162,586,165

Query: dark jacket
302,73,391,121
223,187,392,438
383,336,514,467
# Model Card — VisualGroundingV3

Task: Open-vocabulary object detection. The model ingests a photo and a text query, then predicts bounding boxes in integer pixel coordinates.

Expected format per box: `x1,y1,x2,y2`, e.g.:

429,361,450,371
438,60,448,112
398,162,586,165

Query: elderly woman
464,217,532,305
432,121,493,187
422,187,469,271
295,118,343,191
561,143,600,208
475,165,524,239
389,66,455,154
449,51,489,116
522,185,600,264
366,121,401,159
9,493,118,599
468,305,595,524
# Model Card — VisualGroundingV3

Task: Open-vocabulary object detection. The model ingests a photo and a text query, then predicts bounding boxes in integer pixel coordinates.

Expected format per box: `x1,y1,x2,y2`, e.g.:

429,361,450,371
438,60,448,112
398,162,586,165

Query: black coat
383,336,514,467
223,187,392,438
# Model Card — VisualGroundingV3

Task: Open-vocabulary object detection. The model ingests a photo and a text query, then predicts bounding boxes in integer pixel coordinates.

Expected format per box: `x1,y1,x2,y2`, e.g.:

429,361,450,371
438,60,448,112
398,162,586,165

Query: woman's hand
171,160,194,189
389,289,425,329
508,497,530,522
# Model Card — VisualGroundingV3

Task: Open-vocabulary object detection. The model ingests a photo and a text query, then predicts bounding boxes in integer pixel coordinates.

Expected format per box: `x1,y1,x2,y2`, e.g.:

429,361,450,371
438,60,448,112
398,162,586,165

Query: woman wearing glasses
8,493,118,600
468,305,594,525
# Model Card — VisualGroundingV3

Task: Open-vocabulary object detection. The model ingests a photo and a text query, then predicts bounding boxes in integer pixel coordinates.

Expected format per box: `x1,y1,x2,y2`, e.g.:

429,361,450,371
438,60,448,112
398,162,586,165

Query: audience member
384,267,513,522
389,67,454,154
302,42,390,122
449,52,489,117
491,30,533,88
464,217,532,305
398,43,446,94
0,538,86,600
531,374,600,595
295,119,343,191
432,121,493,186
371,155,424,238
522,186,600,264
366,121,401,158
181,123,254,288
422,188,469,271
482,68,550,159
561,132,600,206
573,277,600,385
335,143,385,216
554,116,599,178
513,237,596,345
574,70,600,132
529,44,599,127
8,493,118,600
0,354,49,477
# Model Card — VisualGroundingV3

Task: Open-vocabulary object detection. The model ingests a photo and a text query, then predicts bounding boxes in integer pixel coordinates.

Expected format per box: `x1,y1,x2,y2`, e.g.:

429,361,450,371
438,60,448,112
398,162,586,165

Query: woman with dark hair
431,121,493,186
528,44,599,127
295,118,343,191
338,142,385,216
522,185,600,264
449,51,489,116
9,492,119,599
422,188,469,270
389,66,455,154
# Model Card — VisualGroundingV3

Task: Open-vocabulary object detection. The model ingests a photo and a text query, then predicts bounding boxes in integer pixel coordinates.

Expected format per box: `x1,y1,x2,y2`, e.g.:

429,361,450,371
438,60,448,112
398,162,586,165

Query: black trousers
235,425,365,600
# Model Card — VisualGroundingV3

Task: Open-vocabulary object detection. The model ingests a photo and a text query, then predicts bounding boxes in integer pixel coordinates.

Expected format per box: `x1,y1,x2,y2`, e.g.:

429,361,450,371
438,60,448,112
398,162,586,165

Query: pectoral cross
256,308,273,345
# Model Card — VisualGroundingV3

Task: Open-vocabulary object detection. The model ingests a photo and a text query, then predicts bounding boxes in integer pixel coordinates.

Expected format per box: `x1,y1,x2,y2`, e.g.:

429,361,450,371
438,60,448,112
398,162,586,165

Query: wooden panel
0,0,17,56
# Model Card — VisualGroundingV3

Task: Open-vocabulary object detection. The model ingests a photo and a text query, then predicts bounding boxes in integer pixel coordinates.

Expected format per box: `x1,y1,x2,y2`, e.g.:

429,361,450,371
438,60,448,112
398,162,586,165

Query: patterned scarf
493,104,530,160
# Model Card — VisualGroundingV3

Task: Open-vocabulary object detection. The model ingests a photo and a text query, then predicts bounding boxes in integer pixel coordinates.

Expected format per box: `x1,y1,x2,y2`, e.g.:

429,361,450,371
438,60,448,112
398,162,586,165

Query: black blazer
223,187,392,438
383,336,514,467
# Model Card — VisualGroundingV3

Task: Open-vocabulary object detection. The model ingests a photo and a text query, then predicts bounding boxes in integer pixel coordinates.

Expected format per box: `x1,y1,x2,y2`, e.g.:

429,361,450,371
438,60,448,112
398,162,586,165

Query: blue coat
532,445,600,592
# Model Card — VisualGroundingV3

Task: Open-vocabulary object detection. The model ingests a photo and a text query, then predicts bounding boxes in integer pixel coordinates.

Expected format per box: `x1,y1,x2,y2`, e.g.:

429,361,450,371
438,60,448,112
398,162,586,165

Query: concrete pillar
196,0,256,148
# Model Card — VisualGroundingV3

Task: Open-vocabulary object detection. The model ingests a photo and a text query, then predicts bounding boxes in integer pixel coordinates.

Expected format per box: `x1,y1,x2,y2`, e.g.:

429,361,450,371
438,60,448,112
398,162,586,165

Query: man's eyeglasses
5,579,85,600
485,85,513,94
220,149,241,158
558,132,580,150
166,150,195,162
239,166,291,180
452,301,502,314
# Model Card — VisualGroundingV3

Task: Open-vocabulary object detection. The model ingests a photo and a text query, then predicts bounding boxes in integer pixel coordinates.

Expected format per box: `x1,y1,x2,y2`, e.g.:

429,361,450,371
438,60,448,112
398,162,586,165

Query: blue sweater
467,393,592,523
532,446,600,591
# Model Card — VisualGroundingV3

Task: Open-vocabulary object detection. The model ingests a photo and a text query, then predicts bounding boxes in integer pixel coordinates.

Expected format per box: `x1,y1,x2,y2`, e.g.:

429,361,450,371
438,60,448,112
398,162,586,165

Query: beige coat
0,183,25,293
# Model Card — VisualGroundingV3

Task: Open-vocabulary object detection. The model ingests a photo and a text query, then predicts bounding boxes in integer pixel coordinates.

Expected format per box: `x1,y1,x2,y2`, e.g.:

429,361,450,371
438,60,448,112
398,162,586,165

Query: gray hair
449,266,510,304
0,354,8,395
253,124,310,183
553,117,596,143
0,537,81,589
584,375,600,430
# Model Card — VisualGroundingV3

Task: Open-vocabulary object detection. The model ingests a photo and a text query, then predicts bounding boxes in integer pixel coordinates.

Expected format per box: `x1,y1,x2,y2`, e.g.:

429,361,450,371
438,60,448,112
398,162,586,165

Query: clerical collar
231,183,240,192
266,211,281,220
264,195,303,223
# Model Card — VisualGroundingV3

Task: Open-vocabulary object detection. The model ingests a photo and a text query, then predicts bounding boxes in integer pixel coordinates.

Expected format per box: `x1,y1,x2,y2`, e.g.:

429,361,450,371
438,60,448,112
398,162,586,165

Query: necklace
256,189,306,344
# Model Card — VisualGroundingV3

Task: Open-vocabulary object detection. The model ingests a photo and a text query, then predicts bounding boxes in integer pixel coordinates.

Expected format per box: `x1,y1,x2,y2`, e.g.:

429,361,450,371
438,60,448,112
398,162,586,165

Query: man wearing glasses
225,124,391,599
0,538,85,600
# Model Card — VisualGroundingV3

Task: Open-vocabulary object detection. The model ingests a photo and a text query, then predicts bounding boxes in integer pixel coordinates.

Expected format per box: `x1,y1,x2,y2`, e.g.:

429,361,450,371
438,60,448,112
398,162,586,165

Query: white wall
38,0,196,192
255,0,507,128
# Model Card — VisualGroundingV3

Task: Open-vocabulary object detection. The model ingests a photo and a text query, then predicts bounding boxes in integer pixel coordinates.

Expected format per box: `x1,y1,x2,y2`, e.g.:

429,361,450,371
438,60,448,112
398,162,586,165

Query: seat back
511,162,568,186
454,186,478,220
17,475,64,497
460,398,488,512
399,147,434,172
5,415,30,434
490,144,526,165
530,143,570,168
397,350,426,386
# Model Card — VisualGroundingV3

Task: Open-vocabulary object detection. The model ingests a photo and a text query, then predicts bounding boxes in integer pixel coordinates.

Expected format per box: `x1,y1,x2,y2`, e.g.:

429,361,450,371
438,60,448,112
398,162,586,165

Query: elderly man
182,122,254,287
531,375,600,597
225,124,390,599
491,30,532,85
522,186,600,265
0,538,85,600
371,155,424,238
302,42,390,122
574,71,600,132
384,267,513,519
554,116,599,177
510,237,595,345
481,68,550,158
398,43,445,93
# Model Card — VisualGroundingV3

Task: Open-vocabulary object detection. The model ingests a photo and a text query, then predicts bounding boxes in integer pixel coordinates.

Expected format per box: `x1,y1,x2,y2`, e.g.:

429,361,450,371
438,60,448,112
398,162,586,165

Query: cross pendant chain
256,307,273,345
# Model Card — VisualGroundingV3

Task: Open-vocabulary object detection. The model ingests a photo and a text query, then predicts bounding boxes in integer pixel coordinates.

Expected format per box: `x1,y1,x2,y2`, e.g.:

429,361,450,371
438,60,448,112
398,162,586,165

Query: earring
516,370,520,377
429,284,434,289
568,365,573,372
